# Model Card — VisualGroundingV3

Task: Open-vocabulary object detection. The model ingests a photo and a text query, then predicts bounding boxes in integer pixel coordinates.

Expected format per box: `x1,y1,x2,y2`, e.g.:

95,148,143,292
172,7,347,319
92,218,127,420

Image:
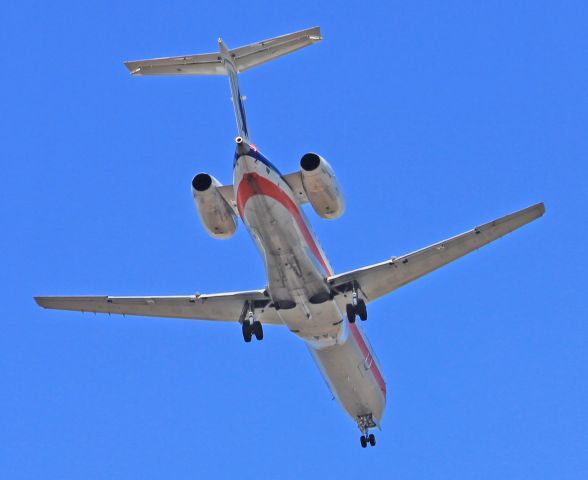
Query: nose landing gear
357,414,377,448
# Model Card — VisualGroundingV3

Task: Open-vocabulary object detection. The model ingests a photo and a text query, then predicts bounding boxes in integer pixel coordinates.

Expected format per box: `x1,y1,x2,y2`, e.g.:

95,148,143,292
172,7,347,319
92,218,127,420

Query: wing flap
35,289,284,325
329,203,545,303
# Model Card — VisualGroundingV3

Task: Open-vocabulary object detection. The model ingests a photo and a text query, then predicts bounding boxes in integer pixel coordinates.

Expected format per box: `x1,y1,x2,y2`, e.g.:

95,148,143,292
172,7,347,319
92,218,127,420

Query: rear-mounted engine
300,153,345,219
191,173,237,239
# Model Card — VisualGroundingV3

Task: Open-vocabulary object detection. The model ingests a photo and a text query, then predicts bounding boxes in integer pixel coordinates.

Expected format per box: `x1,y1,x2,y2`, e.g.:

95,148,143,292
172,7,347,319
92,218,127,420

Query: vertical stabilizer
218,38,249,140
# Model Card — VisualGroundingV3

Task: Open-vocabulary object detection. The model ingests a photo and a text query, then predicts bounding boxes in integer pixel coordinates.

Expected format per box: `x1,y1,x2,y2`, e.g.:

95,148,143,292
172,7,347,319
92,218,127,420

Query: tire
242,322,252,343
357,299,367,321
253,321,264,341
360,435,367,448
368,433,376,446
346,304,356,324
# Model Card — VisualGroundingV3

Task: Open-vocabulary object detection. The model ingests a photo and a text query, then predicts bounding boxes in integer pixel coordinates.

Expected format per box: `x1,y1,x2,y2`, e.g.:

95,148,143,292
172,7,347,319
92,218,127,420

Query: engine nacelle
191,173,237,239
300,153,345,219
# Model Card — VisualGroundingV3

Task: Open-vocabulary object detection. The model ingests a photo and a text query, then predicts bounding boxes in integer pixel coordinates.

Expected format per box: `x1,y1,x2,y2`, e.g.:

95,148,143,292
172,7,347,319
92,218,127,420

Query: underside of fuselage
234,144,339,340
233,143,387,429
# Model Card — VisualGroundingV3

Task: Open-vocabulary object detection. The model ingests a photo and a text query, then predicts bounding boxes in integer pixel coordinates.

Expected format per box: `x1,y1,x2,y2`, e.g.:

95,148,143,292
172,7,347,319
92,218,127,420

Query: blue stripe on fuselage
233,148,283,175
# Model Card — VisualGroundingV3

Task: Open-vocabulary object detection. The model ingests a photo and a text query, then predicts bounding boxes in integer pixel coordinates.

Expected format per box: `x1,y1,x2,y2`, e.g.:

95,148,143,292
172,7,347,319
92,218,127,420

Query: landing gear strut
357,414,377,448
346,287,367,323
242,306,263,342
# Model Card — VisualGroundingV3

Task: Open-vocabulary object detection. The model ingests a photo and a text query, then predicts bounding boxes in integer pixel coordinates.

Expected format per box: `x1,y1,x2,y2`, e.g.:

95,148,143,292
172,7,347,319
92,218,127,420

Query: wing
35,289,284,325
328,203,545,304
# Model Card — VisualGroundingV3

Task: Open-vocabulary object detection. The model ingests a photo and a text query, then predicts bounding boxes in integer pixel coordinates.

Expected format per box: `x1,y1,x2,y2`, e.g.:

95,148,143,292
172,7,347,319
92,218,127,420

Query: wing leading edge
35,289,284,325
328,202,545,304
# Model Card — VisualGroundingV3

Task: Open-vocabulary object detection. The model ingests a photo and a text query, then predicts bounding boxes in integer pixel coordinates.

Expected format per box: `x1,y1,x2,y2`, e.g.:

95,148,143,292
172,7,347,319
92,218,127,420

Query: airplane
35,27,545,448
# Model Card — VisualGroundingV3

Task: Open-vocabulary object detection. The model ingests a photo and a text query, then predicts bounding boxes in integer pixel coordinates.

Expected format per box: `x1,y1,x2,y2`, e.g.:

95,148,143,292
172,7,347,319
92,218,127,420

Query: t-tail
124,27,322,142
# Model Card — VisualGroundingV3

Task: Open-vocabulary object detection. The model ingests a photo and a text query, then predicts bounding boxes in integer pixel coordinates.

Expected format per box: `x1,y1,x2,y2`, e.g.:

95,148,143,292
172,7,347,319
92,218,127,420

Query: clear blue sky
2,1,587,478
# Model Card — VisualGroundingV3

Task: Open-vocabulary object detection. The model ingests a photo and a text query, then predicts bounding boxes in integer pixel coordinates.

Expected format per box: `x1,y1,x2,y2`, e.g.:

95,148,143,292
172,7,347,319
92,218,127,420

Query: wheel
357,299,367,321
346,303,356,323
368,433,376,446
253,321,264,341
242,322,252,343
360,435,367,448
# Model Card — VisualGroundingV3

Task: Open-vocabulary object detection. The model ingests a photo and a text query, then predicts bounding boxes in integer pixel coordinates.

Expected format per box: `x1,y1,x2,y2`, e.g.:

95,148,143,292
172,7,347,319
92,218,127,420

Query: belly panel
309,323,386,424
240,186,332,309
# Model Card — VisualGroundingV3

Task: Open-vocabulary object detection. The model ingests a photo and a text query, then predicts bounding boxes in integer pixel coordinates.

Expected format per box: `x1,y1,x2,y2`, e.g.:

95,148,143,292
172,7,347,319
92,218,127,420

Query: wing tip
34,296,49,308
536,201,546,216
307,26,323,41
123,62,142,75
526,201,546,221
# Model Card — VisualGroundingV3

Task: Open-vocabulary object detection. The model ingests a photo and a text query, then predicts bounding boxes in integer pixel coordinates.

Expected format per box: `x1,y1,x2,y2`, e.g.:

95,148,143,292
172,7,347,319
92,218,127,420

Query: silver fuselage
233,147,386,425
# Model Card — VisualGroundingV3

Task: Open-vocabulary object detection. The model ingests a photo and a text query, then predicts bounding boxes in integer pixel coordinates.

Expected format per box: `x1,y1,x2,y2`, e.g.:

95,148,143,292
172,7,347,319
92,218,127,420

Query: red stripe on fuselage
349,322,387,398
236,171,385,398
236,172,333,277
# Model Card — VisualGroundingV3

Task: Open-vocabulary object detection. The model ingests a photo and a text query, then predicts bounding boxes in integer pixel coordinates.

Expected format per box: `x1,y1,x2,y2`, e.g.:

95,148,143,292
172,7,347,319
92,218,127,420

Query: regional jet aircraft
35,27,545,447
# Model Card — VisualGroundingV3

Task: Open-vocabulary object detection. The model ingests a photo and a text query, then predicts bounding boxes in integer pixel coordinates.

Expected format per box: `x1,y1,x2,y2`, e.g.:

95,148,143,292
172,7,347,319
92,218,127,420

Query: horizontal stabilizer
124,26,322,76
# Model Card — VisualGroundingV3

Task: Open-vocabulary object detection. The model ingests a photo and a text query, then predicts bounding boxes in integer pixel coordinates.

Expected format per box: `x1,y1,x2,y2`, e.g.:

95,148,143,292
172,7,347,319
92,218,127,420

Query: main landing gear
358,414,377,448
242,307,263,342
346,288,367,324
360,433,376,448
